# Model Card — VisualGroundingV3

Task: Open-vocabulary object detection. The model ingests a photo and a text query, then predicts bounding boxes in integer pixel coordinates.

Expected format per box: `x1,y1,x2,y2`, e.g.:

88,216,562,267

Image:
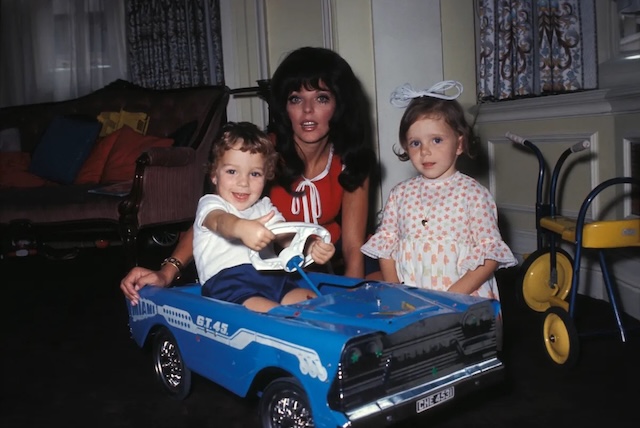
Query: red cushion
100,125,173,183
0,151,30,171
1,170,55,187
74,129,122,184
0,152,53,187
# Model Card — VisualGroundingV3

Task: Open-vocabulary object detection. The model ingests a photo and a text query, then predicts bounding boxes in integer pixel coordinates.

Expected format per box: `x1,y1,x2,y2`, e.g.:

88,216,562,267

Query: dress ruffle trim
459,238,518,272
360,230,398,259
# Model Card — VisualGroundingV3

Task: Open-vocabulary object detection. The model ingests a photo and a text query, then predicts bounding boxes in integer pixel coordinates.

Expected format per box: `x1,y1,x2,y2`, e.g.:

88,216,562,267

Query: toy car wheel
542,306,579,368
152,327,192,400
260,377,314,428
517,248,573,312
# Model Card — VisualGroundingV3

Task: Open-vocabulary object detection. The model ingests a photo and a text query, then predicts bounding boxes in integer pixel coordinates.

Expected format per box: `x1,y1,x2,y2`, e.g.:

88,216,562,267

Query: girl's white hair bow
390,80,463,108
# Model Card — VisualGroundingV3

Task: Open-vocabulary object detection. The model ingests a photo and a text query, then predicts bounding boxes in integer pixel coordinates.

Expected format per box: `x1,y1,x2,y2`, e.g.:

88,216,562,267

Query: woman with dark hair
269,47,374,194
121,47,378,306
268,46,377,278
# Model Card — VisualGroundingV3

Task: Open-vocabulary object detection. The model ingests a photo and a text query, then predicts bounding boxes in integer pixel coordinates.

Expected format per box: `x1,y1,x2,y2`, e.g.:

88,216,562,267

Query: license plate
415,387,455,413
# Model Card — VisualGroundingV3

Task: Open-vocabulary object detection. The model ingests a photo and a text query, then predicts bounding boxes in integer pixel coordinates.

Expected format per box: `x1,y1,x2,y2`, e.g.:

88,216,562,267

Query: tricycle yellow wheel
542,306,579,368
517,248,573,312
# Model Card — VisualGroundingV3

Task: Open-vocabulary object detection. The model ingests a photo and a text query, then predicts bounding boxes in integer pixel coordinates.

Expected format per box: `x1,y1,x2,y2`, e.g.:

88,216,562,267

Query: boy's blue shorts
201,264,300,304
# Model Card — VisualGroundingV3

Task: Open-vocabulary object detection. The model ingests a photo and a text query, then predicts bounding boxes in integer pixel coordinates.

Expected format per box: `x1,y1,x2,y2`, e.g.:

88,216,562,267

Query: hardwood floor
2,248,639,428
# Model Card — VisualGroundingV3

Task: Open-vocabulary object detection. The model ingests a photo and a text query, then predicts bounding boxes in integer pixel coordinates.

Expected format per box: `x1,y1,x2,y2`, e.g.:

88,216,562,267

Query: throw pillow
28,116,101,184
118,110,150,135
96,111,121,137
74,128,122,184
0,152,50,187
97,109,150,137
100,125,173,183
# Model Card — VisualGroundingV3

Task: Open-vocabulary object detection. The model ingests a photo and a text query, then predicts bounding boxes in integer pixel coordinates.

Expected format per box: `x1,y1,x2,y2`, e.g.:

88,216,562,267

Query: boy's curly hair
207,121,279,180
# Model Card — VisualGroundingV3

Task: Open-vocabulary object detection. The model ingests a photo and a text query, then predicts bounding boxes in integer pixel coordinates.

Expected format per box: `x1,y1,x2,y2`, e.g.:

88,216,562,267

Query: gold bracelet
161,257,183,280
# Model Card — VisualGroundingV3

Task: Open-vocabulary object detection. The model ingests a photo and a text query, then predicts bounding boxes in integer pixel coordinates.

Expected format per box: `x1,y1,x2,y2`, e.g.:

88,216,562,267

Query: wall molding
472,86,640,123
622,137,640,217
498,202,581,220
321,0,334,49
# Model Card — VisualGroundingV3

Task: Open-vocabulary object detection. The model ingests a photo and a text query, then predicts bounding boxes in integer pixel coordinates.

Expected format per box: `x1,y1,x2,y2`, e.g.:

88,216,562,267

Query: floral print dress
361,172,517,300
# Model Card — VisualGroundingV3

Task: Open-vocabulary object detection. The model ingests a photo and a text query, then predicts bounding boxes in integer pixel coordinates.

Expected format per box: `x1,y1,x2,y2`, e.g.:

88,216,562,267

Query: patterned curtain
126,0,223,89
477,0,597,101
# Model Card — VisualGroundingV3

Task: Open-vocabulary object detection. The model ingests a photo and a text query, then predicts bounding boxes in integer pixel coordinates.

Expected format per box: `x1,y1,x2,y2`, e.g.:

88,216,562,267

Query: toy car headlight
461,302,494,337
341,335,385,378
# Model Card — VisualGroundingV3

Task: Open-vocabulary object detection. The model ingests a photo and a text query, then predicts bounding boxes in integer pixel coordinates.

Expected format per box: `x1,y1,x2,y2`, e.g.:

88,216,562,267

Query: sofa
0,79,230,267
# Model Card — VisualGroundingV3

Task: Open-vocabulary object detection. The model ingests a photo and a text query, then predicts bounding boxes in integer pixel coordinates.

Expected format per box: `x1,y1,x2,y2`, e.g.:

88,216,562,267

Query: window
0,0,126,106
596,1,640,89
617,0,640,58
53,1,111,72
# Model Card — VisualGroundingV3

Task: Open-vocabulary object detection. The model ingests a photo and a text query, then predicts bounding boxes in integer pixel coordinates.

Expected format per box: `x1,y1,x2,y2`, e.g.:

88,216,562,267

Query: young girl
361,82,517,300
194,122,335,313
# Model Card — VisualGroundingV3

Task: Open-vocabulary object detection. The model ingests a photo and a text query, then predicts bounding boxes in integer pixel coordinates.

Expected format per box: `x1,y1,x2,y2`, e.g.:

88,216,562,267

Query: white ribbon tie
390,80,464,108
291,178,322,224
290,146,334,224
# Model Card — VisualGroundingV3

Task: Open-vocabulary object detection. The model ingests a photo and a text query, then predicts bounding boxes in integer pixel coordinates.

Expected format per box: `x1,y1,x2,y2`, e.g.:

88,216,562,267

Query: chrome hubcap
159,340,183,388
270,396,313,428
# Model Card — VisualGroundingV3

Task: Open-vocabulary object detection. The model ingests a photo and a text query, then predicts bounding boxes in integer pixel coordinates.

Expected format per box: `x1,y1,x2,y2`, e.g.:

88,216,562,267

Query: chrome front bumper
345,357,504,427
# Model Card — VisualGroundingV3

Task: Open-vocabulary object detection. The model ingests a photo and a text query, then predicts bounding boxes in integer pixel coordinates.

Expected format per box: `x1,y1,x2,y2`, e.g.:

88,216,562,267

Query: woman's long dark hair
269,47,376,193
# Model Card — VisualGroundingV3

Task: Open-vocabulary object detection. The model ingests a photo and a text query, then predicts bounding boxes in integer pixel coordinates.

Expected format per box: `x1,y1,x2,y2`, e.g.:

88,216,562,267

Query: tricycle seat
540,216,640,249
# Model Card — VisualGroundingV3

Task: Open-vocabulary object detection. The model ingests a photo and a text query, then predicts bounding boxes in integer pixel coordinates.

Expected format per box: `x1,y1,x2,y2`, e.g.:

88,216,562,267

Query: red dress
269,147,343,244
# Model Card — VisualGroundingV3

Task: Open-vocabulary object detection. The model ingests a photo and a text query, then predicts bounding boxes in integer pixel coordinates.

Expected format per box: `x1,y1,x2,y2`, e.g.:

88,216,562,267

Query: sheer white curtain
0,0,128,108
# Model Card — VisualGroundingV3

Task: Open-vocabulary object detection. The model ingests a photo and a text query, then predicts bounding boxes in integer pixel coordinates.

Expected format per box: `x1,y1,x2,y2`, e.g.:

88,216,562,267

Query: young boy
194,122,335,312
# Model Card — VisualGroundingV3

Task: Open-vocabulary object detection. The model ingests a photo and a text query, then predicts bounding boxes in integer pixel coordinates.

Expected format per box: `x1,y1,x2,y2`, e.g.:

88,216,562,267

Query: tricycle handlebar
571,140,590,153
505,131,527,145
506,132,591,154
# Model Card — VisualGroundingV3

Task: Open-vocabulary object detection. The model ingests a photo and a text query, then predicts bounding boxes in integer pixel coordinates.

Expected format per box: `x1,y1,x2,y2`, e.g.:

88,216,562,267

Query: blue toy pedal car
126,223,504,428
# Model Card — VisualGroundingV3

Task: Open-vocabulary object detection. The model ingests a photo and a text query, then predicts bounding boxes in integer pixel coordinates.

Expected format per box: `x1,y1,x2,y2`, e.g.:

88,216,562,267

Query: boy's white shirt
193,194,285,284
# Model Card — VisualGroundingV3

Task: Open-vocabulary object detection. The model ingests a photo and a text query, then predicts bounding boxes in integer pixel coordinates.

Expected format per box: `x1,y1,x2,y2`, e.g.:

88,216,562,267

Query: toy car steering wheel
249,222,331,272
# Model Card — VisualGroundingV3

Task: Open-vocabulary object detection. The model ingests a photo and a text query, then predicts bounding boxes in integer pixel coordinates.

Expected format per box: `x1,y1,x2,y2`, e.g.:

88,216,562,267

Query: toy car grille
329,304,498,412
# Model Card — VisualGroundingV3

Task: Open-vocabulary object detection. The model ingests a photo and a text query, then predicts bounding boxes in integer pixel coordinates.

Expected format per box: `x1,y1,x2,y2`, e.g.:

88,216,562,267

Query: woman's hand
120,228,194,305
120,266,174,306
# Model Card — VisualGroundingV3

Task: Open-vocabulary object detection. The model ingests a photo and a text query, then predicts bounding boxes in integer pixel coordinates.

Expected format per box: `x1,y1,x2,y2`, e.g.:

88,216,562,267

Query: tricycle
506,132,640,368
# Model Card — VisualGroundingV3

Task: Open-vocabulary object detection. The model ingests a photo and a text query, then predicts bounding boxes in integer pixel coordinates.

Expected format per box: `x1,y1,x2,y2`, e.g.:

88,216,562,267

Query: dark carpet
2,247,640,428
